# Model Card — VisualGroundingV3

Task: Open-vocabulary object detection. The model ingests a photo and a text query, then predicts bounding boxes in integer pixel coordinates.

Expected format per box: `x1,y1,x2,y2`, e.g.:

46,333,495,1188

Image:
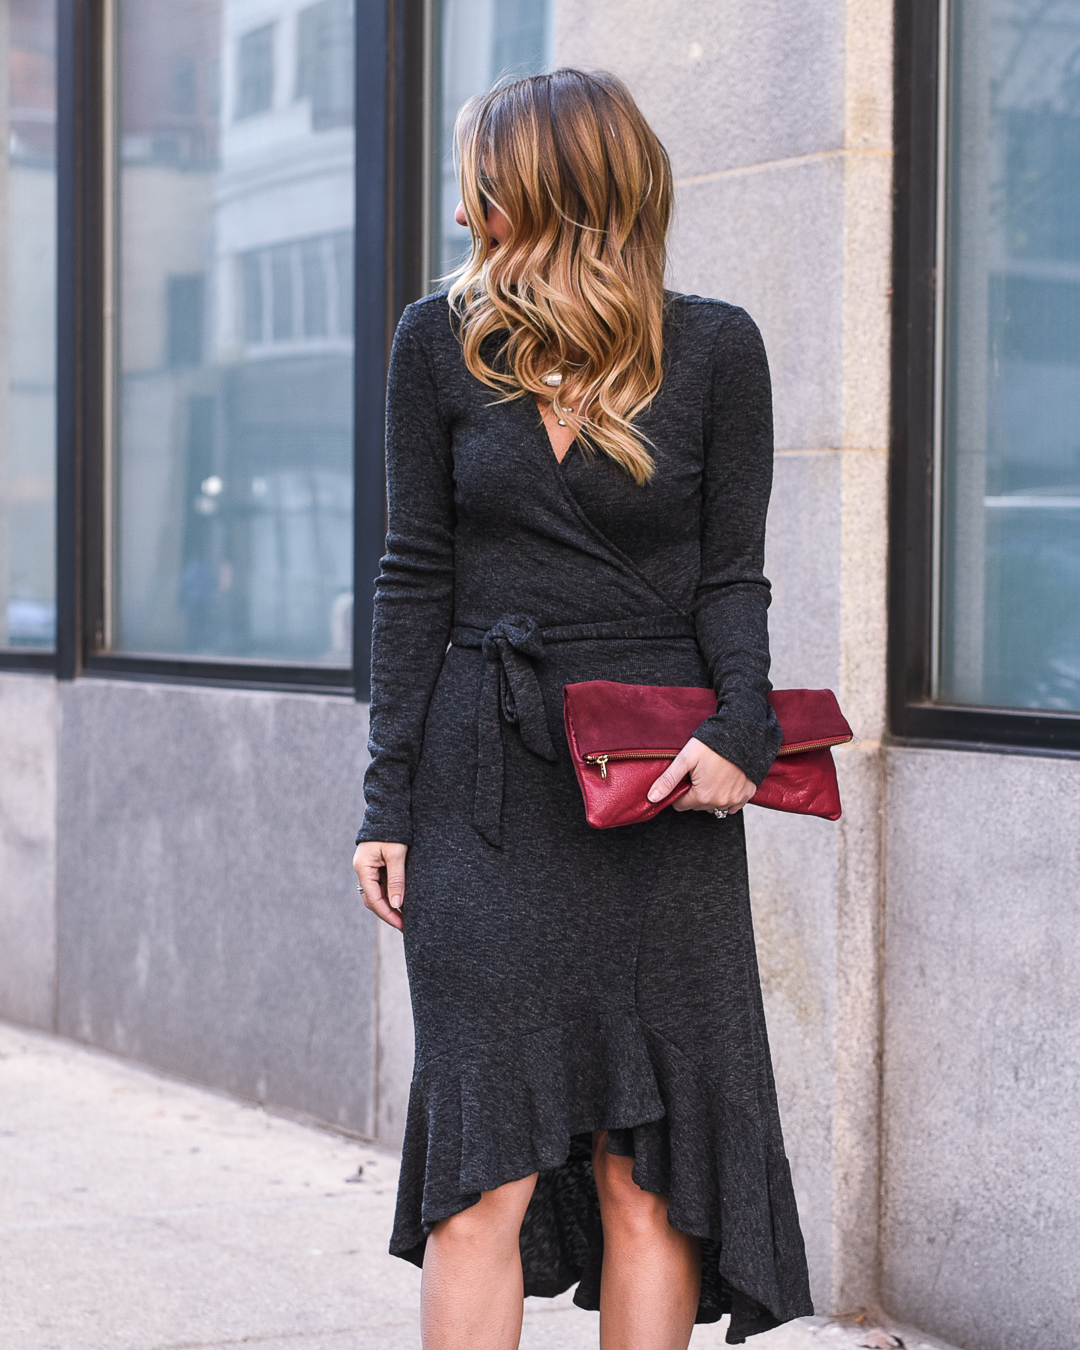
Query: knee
593,1148,669,1238
431,1208,493,1265
430,1173,537,1254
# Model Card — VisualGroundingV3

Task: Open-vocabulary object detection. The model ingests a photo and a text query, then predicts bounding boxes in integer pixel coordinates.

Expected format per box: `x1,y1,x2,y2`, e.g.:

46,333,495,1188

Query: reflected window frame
889,0,1080,752
42,0,430,698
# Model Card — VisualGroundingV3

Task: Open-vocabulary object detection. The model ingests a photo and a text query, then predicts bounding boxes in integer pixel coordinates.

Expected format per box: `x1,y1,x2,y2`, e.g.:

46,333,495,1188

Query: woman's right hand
353,841,408,931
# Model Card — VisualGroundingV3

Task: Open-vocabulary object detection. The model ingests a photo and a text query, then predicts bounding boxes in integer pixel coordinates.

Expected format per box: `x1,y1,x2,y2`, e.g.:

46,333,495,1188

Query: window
174,55,198,116
236,23,274,120
430,0,552,286
166,275,205,368
0,0,57,652
239,231,353,349
938,0,1080,714
9,0,534,686
111,0,356,666
890,0,1080,749
296,0,353,131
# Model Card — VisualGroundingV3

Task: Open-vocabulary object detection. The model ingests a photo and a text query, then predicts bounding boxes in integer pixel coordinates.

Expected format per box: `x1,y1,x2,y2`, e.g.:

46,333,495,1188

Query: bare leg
421,1172,538,1350
593,1130,702,1350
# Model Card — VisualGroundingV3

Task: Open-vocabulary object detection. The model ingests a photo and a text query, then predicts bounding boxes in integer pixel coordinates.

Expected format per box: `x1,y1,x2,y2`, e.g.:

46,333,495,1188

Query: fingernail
647,788,661,803
390,896,402,910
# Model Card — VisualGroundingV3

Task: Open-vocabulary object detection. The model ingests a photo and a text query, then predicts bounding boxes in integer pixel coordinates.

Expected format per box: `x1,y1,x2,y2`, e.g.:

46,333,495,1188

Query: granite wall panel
882,747,1080,1349
55,679,379,1136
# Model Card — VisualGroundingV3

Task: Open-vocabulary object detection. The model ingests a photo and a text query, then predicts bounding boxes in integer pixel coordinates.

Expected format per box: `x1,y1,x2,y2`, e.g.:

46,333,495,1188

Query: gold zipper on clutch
583,750,680,779
584,734,854,778
776,735,852,756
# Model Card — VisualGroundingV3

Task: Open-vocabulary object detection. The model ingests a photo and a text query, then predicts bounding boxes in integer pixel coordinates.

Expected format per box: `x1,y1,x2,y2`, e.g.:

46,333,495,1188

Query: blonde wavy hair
447,69,673,485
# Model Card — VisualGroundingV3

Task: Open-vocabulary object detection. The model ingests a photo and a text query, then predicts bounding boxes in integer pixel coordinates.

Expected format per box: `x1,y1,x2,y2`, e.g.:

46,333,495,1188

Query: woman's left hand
647,737,757,815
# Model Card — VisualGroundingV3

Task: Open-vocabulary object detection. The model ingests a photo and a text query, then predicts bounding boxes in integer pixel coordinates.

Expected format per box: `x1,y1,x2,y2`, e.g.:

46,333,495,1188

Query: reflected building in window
115,0,355,664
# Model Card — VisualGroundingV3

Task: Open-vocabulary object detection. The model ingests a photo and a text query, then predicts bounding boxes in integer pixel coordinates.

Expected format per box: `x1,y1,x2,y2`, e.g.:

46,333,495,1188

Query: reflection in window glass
939,0,1080,710
236,23,274,119
115,0,355,664
0,1,57,650
295,0,353,131
432,0,552,286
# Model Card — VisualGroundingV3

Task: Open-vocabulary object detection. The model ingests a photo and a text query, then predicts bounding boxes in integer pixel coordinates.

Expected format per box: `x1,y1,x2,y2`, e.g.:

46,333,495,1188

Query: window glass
114,0,354,664
431,0,552,287
0,1,56,650
939,0,1080,710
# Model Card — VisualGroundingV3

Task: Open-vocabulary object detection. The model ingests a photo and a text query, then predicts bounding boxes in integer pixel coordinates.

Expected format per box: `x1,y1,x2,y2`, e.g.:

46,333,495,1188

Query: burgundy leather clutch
563,681,853,829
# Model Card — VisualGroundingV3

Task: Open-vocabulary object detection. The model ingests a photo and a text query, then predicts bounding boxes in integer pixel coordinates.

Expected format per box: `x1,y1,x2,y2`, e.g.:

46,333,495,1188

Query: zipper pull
594,755,608,779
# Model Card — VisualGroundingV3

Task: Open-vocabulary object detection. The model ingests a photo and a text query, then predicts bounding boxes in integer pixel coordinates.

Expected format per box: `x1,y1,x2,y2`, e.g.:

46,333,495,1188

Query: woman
354,68,813,1350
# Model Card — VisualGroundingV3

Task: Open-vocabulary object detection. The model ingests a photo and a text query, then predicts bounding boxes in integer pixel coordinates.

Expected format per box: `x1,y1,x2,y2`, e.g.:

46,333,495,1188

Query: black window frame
889,0,1080,754
0,0,427,700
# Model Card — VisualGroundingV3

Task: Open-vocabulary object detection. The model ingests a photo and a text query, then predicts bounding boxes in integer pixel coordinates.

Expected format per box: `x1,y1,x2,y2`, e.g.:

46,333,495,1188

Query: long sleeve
690,306,783,785
357,304,456,845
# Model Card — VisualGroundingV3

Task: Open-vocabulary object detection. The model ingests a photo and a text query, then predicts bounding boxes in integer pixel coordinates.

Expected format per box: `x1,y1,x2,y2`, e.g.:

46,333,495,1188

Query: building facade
1,2,1078,1347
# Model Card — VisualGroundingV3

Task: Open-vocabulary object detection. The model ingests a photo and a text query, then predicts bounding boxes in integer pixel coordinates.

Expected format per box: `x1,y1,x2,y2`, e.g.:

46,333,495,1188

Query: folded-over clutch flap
563,680,852,757
562,681,717,757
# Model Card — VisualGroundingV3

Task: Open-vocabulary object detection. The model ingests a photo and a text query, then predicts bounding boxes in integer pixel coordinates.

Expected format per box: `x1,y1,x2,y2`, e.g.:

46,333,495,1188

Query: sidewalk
0,1023,956,1350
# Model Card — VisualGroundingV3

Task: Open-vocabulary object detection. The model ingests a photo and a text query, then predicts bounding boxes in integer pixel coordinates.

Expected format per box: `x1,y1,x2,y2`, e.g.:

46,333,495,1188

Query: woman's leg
593,1131,702,1350
421,1172,538,1350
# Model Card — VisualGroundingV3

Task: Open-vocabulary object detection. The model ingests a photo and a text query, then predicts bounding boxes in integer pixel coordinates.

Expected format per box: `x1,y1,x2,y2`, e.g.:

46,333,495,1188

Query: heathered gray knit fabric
358,291,813,1342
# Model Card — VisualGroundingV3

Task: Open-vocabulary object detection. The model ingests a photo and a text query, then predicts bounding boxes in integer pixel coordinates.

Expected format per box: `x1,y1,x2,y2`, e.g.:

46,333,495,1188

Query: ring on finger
712,807,728,819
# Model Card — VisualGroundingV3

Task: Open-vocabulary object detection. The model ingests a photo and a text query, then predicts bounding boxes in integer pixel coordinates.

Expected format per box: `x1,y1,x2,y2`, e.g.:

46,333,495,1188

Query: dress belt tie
450,613,697,847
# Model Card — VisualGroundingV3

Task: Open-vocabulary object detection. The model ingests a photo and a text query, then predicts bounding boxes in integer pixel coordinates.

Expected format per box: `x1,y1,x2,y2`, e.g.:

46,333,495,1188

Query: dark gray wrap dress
357,291,814,1343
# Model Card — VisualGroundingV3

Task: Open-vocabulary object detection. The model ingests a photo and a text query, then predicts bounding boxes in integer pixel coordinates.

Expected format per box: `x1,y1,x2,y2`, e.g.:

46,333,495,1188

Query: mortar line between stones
674,146,894,188
872,741,889,1311
373,921,383,1140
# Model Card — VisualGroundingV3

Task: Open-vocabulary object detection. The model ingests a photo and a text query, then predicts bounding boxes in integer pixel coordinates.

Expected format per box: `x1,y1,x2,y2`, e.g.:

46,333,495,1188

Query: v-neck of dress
532,395,578,467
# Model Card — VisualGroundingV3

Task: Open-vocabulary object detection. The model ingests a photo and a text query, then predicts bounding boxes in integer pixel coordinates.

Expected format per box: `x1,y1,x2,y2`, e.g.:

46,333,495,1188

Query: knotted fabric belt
450,613,697,846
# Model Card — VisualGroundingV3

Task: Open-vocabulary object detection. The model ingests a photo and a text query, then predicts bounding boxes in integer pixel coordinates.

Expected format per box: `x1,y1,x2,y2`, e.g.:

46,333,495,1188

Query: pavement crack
152,1323,419,1350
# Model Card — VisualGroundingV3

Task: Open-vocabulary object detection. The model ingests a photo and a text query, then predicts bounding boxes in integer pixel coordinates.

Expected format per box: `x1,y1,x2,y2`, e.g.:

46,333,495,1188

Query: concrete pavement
0,1023,956,1350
